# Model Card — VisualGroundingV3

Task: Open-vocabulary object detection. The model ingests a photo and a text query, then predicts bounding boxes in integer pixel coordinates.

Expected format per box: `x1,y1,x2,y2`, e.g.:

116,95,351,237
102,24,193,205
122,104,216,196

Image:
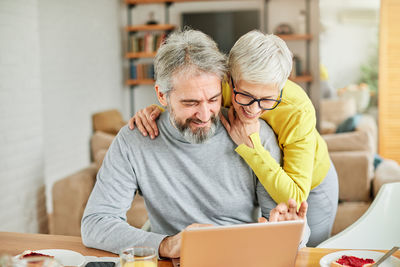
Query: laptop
172,220,305,267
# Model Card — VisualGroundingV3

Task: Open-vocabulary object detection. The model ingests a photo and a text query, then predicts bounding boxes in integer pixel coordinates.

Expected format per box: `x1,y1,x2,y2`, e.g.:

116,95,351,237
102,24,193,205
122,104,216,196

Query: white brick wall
38,0,124,213
0,0,47,233
0,0,125,233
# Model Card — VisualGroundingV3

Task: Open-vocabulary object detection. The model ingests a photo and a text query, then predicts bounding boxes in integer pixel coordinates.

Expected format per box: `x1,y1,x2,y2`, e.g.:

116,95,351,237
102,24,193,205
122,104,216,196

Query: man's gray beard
168,106,219,144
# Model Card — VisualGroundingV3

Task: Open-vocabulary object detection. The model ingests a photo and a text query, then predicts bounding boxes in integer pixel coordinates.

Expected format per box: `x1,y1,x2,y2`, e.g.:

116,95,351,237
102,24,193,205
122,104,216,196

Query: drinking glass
119,247,157,267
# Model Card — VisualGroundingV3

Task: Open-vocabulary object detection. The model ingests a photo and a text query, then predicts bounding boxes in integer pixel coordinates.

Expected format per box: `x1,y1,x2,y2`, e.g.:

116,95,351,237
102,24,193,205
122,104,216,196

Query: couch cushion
50,164,149,235
50,164,98,236
94,149,108,170
91,131,115,160
323,130,372,153
330,151,373,202
92,109,125,135
320,120,337,135
356,115,377,154
320,98,357,126
373,159,400,197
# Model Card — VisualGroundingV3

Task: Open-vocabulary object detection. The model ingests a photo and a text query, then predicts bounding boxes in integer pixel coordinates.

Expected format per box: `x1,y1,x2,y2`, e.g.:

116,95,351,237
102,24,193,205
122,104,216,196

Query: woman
129,30,338,247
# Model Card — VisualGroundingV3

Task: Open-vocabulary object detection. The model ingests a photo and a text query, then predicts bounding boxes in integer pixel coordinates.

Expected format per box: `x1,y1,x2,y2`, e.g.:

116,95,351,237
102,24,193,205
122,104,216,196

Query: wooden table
1,232,399,266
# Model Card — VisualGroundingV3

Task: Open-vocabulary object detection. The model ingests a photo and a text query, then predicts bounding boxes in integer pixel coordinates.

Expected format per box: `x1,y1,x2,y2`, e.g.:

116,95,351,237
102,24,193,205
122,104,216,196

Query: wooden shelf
126,79,155,85
290,75,313,83
125,0,217,4
126,52,157,58
126,24,176,32
277,34,313,41
125,0,167,4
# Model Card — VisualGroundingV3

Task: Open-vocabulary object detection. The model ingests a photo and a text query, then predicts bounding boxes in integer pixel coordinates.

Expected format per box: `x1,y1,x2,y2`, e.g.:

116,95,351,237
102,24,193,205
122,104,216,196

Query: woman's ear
155,85,168,107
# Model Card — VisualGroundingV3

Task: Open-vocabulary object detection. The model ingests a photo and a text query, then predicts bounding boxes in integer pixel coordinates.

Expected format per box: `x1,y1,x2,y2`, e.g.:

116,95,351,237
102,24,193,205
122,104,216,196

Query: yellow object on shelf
320,64,329,81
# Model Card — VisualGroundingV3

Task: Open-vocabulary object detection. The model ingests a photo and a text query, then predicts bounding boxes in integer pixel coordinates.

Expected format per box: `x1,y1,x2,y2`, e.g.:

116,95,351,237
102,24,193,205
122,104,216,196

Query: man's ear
155,85,168,107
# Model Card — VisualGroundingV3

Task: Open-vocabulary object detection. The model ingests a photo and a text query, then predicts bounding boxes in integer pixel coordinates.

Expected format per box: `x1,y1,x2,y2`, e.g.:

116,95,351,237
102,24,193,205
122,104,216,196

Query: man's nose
196,103,212,122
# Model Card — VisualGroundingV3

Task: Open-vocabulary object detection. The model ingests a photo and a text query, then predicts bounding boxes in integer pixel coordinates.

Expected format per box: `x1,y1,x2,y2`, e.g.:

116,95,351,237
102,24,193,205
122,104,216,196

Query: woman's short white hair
155,29,227,94
229,30,293,90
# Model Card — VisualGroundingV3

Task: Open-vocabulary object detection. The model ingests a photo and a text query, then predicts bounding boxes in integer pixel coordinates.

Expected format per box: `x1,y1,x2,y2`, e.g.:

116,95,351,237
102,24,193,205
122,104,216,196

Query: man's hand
128,105,161,139
158,223,213,258
219,106,260,148
158,232,182,258
258,199,308,223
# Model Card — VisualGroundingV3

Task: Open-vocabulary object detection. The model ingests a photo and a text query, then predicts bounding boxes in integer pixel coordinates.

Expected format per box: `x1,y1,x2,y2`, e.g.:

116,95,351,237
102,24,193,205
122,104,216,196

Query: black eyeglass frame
230,77,283,111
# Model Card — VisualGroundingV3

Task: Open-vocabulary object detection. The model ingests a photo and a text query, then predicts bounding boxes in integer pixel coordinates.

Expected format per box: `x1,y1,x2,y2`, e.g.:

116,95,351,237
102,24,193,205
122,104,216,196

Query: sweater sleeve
81,130,167,255
235,109,316,207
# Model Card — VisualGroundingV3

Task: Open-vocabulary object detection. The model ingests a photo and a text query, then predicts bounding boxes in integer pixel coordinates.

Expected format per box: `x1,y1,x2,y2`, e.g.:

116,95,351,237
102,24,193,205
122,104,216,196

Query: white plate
320,250,400,267
16,249,86,266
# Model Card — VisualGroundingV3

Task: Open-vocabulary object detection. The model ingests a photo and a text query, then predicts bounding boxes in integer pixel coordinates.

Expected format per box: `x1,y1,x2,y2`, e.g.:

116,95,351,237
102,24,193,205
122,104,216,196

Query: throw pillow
336,114,362,133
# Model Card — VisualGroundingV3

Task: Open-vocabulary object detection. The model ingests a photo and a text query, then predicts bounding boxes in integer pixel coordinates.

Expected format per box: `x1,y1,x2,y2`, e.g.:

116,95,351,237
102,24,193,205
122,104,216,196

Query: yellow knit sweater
222,79,331,205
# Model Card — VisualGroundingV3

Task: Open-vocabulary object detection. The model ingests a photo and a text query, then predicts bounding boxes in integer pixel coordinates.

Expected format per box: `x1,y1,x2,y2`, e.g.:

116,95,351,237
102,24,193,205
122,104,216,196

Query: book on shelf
290,55,303,78
130,64,137,79
129,32,166,53
143,33,151,53
130,63,155,80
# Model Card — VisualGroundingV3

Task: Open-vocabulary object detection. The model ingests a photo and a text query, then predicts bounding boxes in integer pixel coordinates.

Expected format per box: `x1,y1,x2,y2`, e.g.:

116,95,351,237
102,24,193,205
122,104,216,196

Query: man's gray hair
229,30,293,90
155,29,228,94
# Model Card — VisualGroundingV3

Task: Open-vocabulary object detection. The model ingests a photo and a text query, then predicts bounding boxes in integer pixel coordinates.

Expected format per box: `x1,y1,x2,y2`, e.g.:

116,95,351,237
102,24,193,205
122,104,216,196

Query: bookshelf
277,34,313,84
125,1,176,114
267,0,315,97
125,0,318,115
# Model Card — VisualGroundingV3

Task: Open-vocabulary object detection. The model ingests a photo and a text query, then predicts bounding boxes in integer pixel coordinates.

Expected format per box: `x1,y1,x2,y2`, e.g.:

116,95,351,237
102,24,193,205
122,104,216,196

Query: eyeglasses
231,77,283,110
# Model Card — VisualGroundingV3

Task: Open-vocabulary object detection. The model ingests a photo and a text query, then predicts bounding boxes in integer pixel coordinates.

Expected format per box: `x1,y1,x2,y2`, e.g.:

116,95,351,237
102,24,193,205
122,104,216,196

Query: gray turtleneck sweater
81,109,308,254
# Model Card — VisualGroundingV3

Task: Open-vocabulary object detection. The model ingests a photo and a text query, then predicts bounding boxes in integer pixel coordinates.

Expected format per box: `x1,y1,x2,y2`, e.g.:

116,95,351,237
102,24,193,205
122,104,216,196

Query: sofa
320,98,380,235
49,103,393,238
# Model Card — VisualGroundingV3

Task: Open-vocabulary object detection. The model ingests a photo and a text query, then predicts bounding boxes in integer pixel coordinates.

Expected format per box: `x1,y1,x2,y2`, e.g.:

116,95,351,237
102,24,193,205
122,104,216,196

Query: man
81,29,309,258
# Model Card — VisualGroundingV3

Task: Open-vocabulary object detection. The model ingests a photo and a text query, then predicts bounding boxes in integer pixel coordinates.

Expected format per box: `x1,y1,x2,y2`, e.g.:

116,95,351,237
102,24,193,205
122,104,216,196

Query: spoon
372,246,399,266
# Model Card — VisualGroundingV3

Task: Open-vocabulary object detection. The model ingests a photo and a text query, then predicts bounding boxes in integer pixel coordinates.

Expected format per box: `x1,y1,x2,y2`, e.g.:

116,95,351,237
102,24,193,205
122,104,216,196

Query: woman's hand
128,105,161,139
219,106,260,148
258,199,308,223
269,199,308,222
